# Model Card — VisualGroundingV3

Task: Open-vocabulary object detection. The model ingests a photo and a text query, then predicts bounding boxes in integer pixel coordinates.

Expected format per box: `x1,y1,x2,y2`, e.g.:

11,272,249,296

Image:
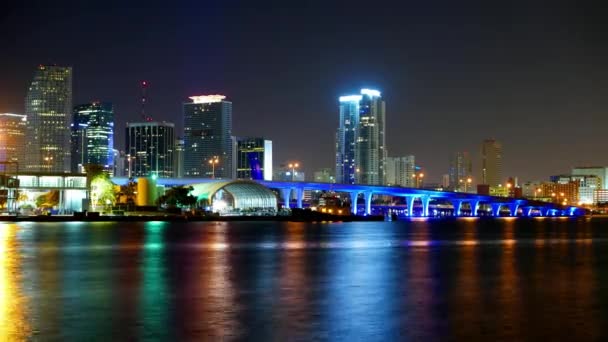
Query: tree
90,176,116,210
158,186,197,209
36,190,60,208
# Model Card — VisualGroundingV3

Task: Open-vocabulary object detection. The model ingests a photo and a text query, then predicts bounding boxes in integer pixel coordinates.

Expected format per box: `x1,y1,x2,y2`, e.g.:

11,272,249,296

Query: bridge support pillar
405,196,415,216
491,203,502,217
452,200,463,217
569,207,576,216
349,192,360,215
281,188,292,209
296,188,304,209
470,200,480,216
525,207,533,217
364,191,373,216
422,196,431,217
509,203,520,217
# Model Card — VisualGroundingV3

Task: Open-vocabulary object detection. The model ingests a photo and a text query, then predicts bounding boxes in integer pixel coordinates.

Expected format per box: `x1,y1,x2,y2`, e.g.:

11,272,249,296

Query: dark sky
1,1,607,182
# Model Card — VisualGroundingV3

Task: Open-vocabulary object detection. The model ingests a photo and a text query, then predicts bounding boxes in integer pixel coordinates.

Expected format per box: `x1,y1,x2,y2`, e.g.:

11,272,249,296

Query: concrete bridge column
525,207,533,217
491,203,502,217
349,192,360,215
364,191,373,216
296,187,304,209
452,200,463,217
281,188,292,209
470,200,480,216
568,207,576,216
405,196,415,216
509,203,520,217
422,196,431,217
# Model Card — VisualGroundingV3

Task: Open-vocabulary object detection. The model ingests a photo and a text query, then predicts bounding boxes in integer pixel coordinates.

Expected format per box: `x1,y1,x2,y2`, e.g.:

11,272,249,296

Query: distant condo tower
183,95,233,179
335,88,386,185
71,102,114,173
25,65,73,172
480,139,502,186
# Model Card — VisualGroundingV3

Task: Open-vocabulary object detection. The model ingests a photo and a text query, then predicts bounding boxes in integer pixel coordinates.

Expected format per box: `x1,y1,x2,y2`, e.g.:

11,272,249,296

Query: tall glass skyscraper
71,102,114,173
449,151,473,191
183,95,233,179
234,137,272,181
481,139,502,186
125,122,175,178
335,89,386,185
0,113,27,170
25,65,73,172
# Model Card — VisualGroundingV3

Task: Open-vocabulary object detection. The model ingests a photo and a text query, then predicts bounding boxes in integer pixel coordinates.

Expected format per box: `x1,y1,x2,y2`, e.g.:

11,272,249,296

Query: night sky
1,1,607,182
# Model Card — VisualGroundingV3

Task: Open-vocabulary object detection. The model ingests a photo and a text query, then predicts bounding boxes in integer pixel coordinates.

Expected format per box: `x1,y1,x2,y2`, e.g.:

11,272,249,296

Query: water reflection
0,224,30,340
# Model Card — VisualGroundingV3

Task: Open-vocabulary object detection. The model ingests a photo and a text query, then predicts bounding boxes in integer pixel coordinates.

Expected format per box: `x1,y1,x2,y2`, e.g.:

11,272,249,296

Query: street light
412,172,424,188
208,157,219,179
288,162,299,182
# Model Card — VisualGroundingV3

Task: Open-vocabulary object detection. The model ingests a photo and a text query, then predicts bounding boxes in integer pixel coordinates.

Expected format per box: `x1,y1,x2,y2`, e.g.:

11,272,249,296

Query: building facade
449,151,473,191
385,156,416,187
174,138,185,179
571,166,608,189
480,139,502,186
234,137,272,181
71,102,114,173
335,89,386,185
25,65,73,172
183,95,233,178
0,114,27,170
125,122,175,178
313,168,335,183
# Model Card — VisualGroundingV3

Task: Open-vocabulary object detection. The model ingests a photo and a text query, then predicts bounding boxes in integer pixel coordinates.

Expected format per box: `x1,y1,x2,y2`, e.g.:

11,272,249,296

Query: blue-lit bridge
112,177,583,217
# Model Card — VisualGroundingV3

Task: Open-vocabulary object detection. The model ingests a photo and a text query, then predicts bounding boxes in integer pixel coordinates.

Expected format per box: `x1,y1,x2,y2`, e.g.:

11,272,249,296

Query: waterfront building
313,168,335,183
112,149,126,177
572,166,608,189
449,151,473,191
274,164,305,182
0,113,27,169
335,88,386,185
539,181,579,206
25,65,73,172
125,121,175,178
234,137,272,181
183,95,233,178
480,139,502,186
70,102,114,173
385,156,416,187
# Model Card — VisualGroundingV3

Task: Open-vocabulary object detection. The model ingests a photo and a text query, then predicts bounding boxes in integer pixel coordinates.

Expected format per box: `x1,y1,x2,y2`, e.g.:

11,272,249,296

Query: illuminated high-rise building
480,139,502,186
449,151,473,191
234,137,272,180
25,65,73,172
0,113,27,169
125,121,175,178
70,102,114,173
174,138,185,178
336,88,386,185
183,95,233,178
385,155,415,187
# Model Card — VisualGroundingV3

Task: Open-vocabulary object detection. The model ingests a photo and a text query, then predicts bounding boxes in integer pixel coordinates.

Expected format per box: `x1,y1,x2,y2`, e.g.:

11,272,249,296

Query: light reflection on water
1,218,608,340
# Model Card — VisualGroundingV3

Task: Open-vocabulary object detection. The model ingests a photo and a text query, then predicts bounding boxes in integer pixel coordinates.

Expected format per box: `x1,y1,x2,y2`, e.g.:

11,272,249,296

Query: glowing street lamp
412,172,424,188
208,157,219,179
288,162,300,182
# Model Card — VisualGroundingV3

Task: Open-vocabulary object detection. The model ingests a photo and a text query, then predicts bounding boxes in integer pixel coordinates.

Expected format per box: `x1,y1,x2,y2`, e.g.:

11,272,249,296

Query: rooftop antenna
141,80,152,122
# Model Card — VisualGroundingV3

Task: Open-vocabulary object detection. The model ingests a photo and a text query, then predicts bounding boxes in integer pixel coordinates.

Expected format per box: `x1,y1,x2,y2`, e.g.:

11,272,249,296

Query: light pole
412,172,424,188
466,177,472,193
209,157,219,179
288,162,299,182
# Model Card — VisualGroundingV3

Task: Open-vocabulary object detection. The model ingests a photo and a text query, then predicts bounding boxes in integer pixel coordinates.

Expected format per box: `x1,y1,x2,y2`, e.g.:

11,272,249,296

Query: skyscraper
183,95,233,178
234,137,272,180
0,114,27,169
449,151,473,191
174,138,185,178
125,121,175,178
335,88,386,185
25,65,73,172
71,102,114,173
385,156,416,187
481,139,502,186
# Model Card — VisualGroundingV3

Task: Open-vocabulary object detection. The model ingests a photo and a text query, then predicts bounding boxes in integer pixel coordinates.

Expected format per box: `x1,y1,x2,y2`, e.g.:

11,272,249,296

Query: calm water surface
2,217,608,341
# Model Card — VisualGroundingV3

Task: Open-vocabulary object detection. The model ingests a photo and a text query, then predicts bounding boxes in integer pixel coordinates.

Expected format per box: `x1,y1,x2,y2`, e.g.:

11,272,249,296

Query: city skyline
2,2,607,182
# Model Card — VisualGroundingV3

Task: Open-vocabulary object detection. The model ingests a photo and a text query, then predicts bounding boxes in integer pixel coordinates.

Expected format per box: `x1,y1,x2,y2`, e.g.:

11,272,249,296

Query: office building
183,95,233,178
125,121,175,178
313,168,335,183
112,149,126,177
449,151,473,191
335,88,386,185
572,166,608,189
70,102,114,173
385,156,416,187
480,139,502,186
0,113,27,169
274,164,305,182
25,65,73,172
235,137,272,180
174,138,185,178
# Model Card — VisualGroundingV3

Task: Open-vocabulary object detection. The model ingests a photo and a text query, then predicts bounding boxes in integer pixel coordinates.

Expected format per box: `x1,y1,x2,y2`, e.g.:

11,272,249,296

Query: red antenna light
140,80,152,121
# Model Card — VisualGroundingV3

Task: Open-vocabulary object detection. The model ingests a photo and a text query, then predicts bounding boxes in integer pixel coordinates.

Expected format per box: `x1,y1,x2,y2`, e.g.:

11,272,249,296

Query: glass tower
235,137,272,180
25,65,73,172
336,89,386,185
183,95,233,179
481,139,502,186
71,102,114,173
125,122,175,178
0,113,27,170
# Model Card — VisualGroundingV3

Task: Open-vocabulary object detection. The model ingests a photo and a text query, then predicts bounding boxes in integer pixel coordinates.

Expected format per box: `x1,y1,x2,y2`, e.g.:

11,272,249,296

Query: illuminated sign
189,95,226,104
